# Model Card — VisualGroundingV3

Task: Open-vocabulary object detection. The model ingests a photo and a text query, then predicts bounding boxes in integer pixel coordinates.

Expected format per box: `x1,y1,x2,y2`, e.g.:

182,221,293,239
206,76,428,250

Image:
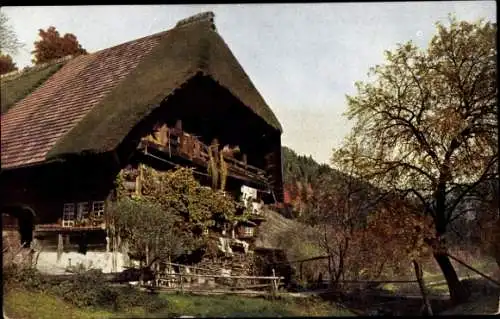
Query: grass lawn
3,288,355,318
3,288,121,319
380,256,498,297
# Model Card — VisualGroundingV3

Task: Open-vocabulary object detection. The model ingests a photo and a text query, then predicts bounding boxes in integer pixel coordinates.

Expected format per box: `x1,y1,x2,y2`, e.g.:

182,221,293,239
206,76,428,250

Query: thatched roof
0,57,70,114
1,12,282,169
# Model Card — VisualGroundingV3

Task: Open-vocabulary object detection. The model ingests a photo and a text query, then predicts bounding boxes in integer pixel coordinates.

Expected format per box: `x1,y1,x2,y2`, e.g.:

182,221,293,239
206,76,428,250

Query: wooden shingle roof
1,12,282,170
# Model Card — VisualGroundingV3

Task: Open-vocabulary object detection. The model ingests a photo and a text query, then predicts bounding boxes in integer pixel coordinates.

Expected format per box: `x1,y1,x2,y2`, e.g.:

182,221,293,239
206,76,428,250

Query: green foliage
112,166,240,259
108,196,185,262
1,62,64,114
52,271,168,312
50,270,118,309
140,166,237,227
4,267,169,313
5,284,354,318
3,264,47,291
282,146,331,186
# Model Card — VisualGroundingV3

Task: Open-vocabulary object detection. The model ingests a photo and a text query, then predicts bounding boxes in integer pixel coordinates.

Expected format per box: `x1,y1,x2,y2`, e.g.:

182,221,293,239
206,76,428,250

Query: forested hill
280,146,385,220
281,146,335,215
282,146,332,186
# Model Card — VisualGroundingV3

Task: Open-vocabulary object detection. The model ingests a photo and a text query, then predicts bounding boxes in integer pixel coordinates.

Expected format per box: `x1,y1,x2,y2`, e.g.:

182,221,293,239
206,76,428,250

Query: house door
1,207,35,248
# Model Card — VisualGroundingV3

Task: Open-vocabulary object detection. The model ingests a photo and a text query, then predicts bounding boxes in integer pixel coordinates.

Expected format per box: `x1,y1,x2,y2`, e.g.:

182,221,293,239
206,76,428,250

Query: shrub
4,266,168,312
3,264,47,291
50,270,118,308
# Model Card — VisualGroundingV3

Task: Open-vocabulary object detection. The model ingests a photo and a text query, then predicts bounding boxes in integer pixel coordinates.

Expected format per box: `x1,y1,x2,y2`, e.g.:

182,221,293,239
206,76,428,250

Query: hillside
281,146,332,216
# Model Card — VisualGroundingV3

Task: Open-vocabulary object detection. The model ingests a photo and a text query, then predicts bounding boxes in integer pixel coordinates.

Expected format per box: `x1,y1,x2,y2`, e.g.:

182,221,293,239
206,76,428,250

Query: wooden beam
160,273,284,280
57,233,63,261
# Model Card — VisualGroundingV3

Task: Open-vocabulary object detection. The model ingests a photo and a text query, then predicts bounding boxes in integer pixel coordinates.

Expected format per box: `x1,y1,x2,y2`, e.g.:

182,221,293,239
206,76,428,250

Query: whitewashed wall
35,251,129,274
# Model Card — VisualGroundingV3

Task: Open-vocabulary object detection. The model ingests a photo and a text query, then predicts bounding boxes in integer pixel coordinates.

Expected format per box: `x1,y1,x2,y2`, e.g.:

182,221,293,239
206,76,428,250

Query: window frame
243,226,254,237
76,201,90,221
62,203,76,227
92,201,105,218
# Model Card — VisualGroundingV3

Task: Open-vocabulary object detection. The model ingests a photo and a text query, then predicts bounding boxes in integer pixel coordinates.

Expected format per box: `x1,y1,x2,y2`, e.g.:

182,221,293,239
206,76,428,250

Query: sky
2,2,497,164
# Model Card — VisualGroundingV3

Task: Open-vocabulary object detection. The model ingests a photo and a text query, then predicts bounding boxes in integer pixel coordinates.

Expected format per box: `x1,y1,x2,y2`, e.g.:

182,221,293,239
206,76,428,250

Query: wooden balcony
35,223,105,234
137,129,271,189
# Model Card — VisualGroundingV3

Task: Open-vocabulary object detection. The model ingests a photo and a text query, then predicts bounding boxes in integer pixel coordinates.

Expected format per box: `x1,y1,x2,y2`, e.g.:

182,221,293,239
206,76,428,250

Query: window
92,201,105,217
243,226,254,237
252,201,263,215
62,203,75,227
77,202,89,221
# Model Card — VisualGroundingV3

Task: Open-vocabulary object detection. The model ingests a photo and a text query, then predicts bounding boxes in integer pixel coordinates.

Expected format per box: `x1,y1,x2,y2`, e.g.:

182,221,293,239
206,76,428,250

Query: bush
4,266,168,312
3,264,48,291
50,270,118,308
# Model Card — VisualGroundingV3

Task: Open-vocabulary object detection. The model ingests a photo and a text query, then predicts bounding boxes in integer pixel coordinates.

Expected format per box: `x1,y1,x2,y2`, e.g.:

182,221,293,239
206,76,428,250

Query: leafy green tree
108,197,185,265
333,17,497,304
140,166,237,233
111,166,240,263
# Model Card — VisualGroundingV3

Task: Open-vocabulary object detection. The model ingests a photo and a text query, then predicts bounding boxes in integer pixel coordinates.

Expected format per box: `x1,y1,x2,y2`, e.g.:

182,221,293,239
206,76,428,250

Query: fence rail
154,262,284,294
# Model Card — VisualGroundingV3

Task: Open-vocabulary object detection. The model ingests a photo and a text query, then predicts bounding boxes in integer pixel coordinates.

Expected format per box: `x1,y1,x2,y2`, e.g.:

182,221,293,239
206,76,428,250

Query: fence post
57,233,63,262
271,268,278,298
300,262,303,282
413,260,433,316
180,273,184,294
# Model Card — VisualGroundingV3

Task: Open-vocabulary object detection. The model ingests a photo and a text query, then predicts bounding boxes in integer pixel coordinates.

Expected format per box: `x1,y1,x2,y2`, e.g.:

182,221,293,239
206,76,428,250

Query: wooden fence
152,262,284,294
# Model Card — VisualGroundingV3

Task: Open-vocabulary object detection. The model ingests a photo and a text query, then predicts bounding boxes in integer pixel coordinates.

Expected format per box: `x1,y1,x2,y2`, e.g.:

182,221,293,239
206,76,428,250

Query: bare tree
305,165,390,286
0,11,23,55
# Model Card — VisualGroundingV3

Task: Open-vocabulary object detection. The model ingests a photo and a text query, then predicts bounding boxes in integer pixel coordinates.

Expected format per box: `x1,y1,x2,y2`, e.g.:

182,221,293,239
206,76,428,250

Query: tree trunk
433,251,470,304
432,184,469,305
493,218,500,271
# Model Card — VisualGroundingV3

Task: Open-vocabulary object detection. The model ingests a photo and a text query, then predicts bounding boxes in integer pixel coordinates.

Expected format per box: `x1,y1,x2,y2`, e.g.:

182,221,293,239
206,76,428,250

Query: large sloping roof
1,13,282,170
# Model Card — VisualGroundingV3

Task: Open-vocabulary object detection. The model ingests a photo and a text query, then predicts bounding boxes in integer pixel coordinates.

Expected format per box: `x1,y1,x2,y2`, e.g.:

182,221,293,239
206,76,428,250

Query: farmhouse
1,12,284,274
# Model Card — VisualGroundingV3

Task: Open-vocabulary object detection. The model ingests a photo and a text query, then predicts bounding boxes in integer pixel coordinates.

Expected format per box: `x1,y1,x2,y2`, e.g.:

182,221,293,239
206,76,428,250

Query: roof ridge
175,11,216,31
1,55,74,81
89,15,217,62
1,13,217,82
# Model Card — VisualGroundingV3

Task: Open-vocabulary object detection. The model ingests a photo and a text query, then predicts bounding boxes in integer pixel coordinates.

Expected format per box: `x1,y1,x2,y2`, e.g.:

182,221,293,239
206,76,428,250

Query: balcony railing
138,128,270,187
35,223,105,233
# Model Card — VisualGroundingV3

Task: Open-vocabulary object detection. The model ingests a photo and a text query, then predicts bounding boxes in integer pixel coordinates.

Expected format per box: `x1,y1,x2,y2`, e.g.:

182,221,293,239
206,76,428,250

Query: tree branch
446,155,498,223
379,109,441,168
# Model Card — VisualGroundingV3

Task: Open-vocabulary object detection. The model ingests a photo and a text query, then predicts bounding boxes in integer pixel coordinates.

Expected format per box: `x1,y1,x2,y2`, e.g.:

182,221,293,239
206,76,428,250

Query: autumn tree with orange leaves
294,160,436,286
0,53,18,75
31,26,87,65
333,17,497,304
